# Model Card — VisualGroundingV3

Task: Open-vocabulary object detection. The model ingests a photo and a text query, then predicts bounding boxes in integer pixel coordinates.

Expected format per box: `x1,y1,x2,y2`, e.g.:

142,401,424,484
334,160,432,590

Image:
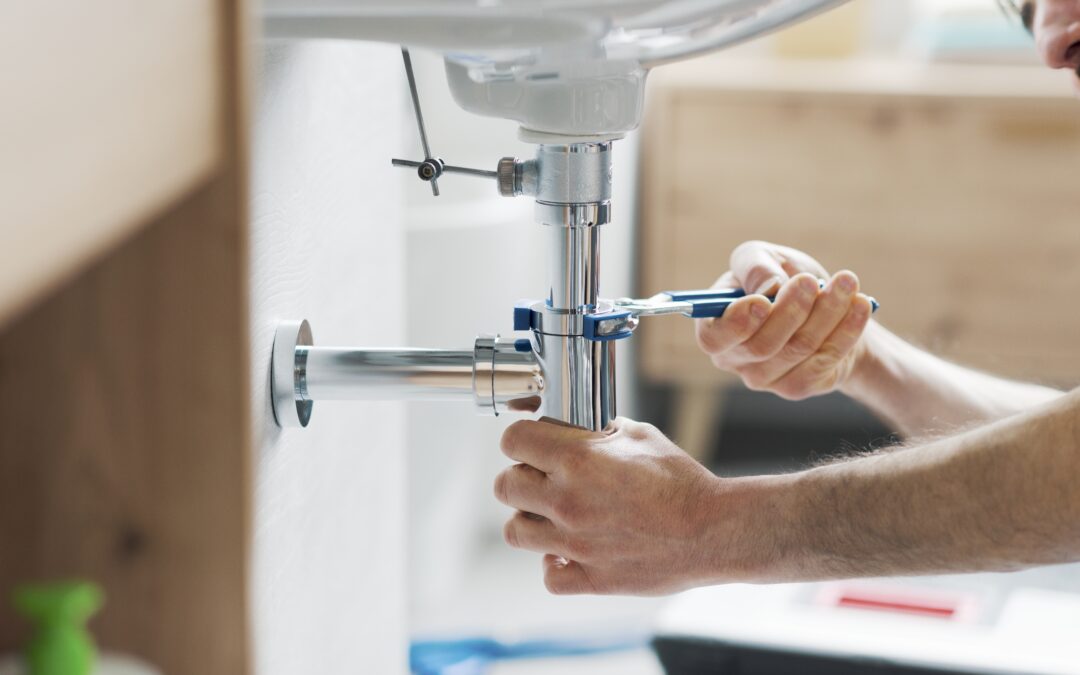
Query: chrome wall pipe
299,347,477,402
272,322,543,428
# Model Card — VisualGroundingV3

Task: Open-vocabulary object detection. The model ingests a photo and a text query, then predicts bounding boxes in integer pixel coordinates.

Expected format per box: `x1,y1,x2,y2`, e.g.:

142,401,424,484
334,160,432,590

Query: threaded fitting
497,157,519,197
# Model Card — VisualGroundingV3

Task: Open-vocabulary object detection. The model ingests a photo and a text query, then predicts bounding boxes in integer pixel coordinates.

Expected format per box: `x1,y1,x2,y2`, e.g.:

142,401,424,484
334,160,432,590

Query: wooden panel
0,1,222,328
0,0,250,672
0,178,249,673
640,60,1080,387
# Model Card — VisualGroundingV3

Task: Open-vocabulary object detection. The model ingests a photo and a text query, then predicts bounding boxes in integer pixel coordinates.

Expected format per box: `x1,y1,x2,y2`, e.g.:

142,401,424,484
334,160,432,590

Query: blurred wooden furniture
639,59,1080,454
0,2,251,673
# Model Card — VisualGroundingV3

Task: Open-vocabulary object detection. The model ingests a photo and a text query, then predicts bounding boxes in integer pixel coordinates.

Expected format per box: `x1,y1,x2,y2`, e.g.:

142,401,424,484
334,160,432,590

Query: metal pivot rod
391,158,496,180
400,47,443,196
393,47,508,195
271,321,544,428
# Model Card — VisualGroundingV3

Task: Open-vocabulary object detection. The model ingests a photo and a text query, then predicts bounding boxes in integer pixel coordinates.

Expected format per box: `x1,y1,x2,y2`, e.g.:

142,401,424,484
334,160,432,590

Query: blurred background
5,0,1080,672
402,0,1080,672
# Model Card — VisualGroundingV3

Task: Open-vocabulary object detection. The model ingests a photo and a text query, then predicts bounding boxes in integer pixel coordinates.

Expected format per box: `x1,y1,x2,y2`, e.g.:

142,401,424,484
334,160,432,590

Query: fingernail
754,276,782,295
837,274,857,293
750,303,769,321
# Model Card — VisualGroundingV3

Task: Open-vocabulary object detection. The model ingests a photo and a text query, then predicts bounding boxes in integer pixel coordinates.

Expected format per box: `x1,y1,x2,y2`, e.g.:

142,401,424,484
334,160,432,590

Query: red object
834,589,959,620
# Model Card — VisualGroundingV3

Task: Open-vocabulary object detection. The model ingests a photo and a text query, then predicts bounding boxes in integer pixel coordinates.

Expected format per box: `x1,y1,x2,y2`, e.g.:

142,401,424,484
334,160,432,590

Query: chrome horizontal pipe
270,321,547,428
298,347,477,402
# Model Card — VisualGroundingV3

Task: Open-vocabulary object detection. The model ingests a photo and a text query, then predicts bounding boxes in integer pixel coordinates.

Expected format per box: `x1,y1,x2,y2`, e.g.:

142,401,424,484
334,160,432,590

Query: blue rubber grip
685,298,738,318
664,289,880,319
513,300,537,331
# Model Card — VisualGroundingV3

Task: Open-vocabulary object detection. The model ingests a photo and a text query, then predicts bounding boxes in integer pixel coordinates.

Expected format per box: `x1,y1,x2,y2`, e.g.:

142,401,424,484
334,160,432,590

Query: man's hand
695,240,874,400
494,418,734,596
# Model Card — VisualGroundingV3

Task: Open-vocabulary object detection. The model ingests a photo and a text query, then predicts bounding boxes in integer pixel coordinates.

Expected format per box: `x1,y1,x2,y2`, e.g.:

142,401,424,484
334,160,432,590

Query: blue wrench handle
663,288,880,319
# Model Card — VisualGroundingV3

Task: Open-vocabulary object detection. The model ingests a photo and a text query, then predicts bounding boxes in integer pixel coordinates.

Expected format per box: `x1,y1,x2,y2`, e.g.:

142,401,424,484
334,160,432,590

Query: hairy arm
721,387,1080,584
496,390,1080,595
697,241,1062,438
841,322,1063,438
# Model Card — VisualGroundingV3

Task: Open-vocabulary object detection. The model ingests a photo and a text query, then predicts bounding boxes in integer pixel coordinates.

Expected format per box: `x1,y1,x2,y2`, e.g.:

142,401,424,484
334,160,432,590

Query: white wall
250,42,408,673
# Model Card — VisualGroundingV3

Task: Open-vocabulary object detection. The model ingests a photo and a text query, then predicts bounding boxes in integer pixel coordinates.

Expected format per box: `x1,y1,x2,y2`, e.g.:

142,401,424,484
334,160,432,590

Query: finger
730,240,792,296
542,554,598,595
734,274,821,363
772,294,873,399
507,395,542,413
501,419,596,472
739,271,859,386
537,416,588,431
494,463,555,517
709,270,738,290
503,511,568,556
694,294,772,356
773,245,830,281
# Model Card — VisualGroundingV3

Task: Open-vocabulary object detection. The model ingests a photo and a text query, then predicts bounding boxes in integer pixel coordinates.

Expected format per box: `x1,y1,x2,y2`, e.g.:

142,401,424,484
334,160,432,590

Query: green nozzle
13,581,103,675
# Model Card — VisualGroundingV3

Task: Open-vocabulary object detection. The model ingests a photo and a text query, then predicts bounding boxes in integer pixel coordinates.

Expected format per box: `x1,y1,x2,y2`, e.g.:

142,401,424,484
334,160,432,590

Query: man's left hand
494,417,743,596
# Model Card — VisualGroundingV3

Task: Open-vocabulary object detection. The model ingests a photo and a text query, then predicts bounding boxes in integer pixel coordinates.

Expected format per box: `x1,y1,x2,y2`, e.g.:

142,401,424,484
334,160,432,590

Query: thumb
730,241,790,296
542,555,597,595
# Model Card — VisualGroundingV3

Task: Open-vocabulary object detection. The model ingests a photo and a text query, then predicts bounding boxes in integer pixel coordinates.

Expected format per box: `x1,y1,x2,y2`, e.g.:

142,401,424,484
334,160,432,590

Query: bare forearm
842,322,1062,437
717,388,1080,584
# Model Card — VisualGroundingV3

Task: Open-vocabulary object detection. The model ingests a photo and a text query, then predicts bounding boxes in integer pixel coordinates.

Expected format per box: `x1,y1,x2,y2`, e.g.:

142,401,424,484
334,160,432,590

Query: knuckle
743,337,779,361
552,495,585,527
639,421,661,438
852,299,874,324
783,331,819,359
511,462,533,478
743,380,767,393
732,239,767,260
502,519,520,548
695,323,723,354
738,370,765,391
710,354,731,371
773,378,811,401
792,279,820,307
624,420,655,441
500,421,525,455
543,570,567,595
493,471,510,504
817,341,846,363
736,365,769,391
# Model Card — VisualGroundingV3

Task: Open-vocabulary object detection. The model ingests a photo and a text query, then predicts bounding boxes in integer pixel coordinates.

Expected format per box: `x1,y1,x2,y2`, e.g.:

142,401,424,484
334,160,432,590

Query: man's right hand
694,240,874,401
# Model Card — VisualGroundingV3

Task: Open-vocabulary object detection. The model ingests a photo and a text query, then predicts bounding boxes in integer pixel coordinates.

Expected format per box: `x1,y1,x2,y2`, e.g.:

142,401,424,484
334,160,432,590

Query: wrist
695,473,806,585
840,321,902,404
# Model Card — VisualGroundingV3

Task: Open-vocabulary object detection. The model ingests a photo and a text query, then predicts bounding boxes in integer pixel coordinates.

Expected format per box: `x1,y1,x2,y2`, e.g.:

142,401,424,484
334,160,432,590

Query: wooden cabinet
640,59,1080,389
0,1,229,328
0,2,250,673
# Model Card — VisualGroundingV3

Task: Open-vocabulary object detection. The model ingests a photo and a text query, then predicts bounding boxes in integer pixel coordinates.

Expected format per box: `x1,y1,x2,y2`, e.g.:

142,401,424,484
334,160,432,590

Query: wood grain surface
640,59,1080,388
0,0,251,672
0,0,222,329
